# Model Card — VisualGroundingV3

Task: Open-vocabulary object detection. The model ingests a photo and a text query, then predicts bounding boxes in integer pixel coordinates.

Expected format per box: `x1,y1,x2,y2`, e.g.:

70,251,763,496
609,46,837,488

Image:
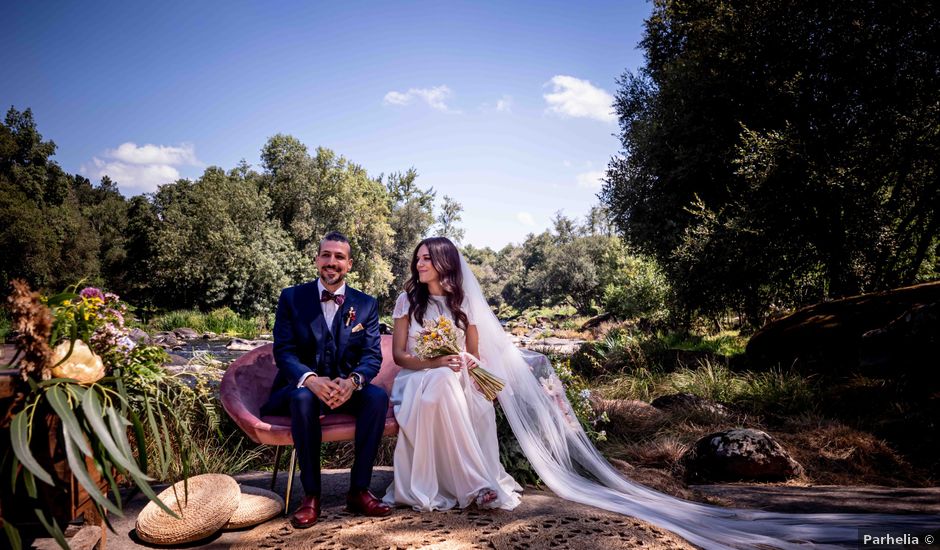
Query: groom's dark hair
319,231,350,254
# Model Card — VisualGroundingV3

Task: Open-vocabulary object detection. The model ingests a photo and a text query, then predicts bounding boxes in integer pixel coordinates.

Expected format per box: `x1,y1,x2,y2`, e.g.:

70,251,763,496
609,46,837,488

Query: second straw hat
225,485,284,529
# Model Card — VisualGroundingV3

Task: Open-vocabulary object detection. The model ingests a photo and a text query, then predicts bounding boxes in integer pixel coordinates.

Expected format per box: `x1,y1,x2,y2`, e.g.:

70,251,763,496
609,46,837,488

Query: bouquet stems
459,352,504,401
468,365,505,401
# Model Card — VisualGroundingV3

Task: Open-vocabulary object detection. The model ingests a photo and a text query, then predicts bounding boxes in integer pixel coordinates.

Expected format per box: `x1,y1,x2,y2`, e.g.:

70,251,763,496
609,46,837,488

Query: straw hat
224,485,284,529
136,474,240,545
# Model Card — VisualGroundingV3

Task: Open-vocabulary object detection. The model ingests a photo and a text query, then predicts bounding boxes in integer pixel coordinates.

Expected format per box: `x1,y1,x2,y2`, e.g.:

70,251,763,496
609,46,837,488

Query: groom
262,231,392,528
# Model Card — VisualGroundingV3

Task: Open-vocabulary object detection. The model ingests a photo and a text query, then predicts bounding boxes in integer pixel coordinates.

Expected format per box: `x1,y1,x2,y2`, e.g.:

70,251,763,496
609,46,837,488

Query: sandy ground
28,467,940,550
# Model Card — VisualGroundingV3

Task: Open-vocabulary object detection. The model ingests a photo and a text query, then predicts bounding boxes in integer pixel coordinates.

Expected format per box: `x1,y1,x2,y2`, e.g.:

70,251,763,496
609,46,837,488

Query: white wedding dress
382,292,522,511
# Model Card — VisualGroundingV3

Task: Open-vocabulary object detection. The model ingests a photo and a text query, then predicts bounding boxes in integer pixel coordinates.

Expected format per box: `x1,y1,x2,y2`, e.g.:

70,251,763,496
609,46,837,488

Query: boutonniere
345,306,356,327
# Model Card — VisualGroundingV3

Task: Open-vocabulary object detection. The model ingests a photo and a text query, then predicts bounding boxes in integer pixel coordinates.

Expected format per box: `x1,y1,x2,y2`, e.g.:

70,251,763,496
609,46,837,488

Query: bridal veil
457,253,937,549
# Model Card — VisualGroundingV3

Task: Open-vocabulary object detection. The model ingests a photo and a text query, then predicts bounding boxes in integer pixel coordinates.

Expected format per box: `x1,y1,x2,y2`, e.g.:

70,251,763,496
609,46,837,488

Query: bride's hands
433,354,463,372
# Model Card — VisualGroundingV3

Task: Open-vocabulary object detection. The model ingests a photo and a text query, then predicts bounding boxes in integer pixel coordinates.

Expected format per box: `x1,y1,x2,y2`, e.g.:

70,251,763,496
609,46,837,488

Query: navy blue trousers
289,384,389,497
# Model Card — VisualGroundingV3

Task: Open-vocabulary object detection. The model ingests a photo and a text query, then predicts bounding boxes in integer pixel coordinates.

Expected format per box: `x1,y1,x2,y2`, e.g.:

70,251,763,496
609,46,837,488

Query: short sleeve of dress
392,292,410,319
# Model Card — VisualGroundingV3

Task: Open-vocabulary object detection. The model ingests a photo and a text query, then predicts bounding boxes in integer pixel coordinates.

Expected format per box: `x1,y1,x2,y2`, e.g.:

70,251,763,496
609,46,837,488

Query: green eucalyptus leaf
129,470,179,518
100,454,122,510
61,424,122,517
9,412,53,486
105,405,133,458
80,391,149,479
23,468,37,498
33,506,68,550
46,385,92,457
6,451,20,490
2,520,22,550
128,408,149,474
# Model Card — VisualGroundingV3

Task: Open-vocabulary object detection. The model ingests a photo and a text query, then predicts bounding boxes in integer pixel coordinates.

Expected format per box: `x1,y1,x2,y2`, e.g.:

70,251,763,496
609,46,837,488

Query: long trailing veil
457,253,937,549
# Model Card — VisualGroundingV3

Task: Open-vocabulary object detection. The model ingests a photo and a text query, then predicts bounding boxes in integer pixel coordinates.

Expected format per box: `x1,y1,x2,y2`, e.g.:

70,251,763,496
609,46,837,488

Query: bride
383,237,936,548
383,237,522,511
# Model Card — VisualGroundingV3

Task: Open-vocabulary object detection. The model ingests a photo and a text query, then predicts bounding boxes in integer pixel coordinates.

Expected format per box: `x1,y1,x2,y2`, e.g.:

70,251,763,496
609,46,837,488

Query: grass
596,360,818,416
150,307,266,338
656,330,748,357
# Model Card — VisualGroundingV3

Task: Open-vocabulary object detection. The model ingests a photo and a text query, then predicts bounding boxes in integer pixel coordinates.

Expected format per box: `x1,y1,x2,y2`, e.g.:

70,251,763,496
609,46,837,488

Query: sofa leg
284,447,297,516
270,445,283,491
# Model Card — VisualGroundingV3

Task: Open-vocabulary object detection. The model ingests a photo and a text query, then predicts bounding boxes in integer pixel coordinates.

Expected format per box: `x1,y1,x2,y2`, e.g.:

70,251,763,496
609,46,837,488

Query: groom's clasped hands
303,375,356,409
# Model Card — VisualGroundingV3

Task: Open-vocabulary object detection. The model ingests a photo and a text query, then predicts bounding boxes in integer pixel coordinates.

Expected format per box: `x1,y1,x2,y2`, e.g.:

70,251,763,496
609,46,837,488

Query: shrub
602,255,671,322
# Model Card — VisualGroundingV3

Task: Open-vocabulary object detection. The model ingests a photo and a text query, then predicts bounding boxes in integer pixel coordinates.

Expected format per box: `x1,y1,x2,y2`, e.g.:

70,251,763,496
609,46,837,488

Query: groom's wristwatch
350,372,364,391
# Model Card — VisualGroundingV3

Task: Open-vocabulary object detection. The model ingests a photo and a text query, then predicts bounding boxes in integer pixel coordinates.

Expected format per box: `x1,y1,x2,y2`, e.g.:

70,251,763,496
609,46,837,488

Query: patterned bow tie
321,289,345,306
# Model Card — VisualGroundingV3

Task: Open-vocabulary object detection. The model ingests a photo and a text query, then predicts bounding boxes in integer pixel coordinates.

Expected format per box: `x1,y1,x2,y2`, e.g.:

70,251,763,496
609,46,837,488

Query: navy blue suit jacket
261,281,382,416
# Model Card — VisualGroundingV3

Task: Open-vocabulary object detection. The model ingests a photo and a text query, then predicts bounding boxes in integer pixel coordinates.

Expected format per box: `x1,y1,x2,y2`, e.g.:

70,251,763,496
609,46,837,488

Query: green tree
73,175,130,289
599,239,671,322
602,0,940,325
385,168,436,303
150,166,313,315
261,135,394,296
0,107,100,289
435,195,465,244
120,195,159,311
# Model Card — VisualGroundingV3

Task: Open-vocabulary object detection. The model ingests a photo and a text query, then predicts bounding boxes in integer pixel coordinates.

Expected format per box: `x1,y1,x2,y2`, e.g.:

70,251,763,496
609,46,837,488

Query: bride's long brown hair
404,237,469,330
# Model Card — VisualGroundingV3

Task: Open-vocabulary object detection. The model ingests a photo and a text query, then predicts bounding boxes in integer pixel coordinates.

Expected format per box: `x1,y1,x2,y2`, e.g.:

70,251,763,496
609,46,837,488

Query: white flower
50,339,105,384
579,389,592,400
539,373,562,398
596,430,607,442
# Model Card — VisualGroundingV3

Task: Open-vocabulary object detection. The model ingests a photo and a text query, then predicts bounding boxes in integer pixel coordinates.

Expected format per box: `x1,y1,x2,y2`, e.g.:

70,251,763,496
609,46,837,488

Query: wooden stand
0,370,108,549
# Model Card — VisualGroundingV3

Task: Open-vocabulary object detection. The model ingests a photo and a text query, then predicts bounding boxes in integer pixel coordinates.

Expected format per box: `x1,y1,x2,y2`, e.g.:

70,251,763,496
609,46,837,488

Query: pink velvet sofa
220,334,401,512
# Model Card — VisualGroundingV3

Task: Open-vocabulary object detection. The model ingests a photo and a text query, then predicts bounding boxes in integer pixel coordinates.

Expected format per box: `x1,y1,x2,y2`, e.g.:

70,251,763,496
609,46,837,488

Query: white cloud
80,142,201,196
383,85,458,112
495,95,513,113
106,142,197,165
543,75,615,123
576,170,606,190
517,211,535,226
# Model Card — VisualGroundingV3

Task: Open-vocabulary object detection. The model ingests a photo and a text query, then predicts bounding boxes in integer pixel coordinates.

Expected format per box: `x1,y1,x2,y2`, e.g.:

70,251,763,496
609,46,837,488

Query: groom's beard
320,268,345,286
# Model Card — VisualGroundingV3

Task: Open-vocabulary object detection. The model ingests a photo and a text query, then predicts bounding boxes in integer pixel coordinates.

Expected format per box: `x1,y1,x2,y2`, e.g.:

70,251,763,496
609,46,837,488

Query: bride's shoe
474,488,498,507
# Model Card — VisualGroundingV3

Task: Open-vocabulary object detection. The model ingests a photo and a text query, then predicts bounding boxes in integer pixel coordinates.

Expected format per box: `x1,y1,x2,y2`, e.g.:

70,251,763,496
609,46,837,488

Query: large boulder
127,327,152,345
173,327,200,340
859,301,939,385
153,332,182,349
683,428,804,482
746,281,940,376
226,338,270,351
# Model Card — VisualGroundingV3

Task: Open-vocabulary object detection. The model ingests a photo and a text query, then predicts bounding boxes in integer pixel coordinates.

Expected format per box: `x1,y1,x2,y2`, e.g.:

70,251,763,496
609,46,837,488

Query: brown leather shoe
346,489,392,517
290,495,321,529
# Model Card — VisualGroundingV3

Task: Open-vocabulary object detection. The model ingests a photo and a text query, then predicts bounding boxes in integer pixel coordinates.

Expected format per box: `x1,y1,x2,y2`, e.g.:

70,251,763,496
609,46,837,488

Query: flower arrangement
413,315,506,401
2,281,179,549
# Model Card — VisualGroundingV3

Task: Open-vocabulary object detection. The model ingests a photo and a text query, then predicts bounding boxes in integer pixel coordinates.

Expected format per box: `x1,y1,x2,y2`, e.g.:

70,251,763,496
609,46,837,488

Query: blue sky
3,1,651,249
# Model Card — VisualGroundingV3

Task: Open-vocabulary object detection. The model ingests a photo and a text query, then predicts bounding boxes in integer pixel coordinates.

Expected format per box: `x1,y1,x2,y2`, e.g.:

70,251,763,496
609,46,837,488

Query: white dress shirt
318,279,346,327
297,280,346,388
